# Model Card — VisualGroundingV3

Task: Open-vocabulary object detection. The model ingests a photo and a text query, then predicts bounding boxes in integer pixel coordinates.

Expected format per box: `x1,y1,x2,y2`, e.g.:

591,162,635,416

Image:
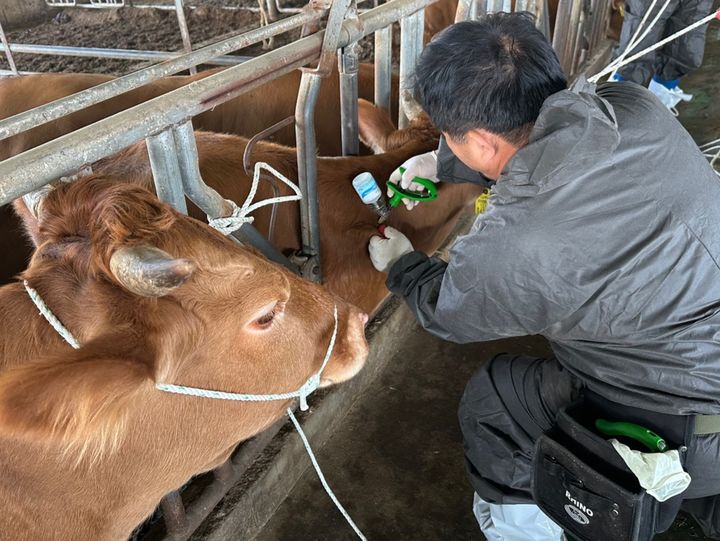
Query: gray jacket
388,80,720,415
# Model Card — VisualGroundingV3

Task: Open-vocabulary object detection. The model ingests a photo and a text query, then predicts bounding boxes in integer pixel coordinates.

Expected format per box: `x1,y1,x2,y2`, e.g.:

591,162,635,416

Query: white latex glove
610,439,691,502
388,150,439,210
368,226,414,272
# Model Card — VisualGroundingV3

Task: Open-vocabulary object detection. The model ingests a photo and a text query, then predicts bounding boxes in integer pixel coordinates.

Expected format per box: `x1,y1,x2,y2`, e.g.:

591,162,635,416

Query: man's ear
0,337,153,461
465,129,499,158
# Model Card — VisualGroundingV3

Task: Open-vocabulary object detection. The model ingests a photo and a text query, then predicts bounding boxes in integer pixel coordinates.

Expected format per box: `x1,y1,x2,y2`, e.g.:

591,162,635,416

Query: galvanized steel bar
0,20,17,76
399,8,424,128
551,0,573,72
0,43,250,66
565,0,584,76
340,42,361,156
295,73,324,282
172,121,298,272
174,0,197,76
454,0,474,21
373,25,392,112
146,129,189,214
0,9,323,142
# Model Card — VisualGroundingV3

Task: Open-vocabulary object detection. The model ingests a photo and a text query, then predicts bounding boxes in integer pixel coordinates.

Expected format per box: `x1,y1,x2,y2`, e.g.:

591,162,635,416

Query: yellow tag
475,190,490,215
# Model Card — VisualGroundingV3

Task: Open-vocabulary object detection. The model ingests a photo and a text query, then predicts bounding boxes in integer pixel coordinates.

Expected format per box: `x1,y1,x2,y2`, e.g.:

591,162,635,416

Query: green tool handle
386,166,439,208
595,419,668,452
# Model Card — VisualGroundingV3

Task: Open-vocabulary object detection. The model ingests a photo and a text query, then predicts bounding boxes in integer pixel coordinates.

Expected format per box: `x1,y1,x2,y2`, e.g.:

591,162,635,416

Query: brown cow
0,176,369,540
74,118,479,314
0,64,395,161
13,104,479,315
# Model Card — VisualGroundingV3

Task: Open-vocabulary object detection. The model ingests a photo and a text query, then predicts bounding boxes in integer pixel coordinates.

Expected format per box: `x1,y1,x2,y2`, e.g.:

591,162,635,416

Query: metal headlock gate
0,0,615,537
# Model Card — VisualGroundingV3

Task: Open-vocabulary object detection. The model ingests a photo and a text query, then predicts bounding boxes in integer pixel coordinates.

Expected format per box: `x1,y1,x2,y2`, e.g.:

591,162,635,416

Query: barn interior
0,1,719,540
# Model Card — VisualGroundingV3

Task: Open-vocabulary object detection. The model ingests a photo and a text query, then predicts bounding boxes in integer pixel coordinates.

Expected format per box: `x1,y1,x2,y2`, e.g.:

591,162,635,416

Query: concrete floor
255,27,720,541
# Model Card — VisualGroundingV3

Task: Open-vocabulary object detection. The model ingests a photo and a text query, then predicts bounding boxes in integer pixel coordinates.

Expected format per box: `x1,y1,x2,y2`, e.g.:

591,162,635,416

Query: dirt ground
1,1,385,75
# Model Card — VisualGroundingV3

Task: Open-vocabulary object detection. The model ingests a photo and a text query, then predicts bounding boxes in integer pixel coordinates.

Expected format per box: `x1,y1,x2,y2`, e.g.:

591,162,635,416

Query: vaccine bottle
352,171,390,221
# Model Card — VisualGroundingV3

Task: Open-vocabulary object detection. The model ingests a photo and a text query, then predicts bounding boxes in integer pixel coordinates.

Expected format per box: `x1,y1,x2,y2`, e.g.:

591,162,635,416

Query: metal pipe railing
0,8,324,142
146,128,189,214
0,43,250,66
340,42,361,156
398,7,424,128
373,25,393,112
0,19,17,76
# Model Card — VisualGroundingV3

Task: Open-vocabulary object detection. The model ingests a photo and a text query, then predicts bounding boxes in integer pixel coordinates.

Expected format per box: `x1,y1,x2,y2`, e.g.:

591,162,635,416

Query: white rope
208,161,303,236
156,305,338,412
23,281,81,349
608,0,671,80
287,407,368,541
590,9,720,83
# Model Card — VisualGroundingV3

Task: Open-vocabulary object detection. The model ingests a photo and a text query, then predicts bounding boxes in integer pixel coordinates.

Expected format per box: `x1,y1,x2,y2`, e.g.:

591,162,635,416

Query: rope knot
208,200,254,236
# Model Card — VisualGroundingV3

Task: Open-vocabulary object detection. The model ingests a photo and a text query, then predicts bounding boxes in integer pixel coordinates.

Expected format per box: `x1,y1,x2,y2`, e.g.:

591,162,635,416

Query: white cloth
610,439,692,502
472,493,564,541
368,226,414,272
388,150,439,210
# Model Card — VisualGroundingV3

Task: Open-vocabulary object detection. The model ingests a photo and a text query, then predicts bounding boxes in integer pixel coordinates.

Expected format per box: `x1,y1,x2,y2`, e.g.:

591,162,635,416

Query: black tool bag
531,394,690,541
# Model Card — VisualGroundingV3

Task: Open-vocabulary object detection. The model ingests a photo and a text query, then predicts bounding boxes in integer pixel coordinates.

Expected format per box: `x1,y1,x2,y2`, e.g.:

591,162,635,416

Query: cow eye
250,301,285,331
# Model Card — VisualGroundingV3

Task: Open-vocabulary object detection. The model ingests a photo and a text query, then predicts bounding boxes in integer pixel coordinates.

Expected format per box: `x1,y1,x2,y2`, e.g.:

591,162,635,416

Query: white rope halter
23,162,367,539
208,161,303,235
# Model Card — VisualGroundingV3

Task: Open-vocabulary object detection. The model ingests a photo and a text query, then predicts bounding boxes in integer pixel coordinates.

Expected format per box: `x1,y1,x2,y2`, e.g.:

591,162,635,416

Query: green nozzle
386,167,438,208
595,419,668,452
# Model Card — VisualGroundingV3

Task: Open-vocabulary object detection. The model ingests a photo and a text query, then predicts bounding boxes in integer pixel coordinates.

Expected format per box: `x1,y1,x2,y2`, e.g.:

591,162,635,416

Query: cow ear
0,338,152,462
357,98,396,154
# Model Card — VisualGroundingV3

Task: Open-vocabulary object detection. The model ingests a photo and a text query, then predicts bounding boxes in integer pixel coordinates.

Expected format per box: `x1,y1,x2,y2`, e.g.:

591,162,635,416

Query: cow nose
359,312,369,327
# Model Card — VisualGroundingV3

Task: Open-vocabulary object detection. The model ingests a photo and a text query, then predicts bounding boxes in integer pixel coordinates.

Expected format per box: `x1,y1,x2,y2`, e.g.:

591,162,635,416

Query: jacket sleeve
386,220,579,344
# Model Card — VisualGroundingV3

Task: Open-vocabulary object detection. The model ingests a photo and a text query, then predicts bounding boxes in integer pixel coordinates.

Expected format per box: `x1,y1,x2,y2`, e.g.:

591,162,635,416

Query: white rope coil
208,161,303,236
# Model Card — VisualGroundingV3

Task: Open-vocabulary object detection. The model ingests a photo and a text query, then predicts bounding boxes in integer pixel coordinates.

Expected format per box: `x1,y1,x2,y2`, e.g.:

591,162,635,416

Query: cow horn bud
401,90,424,122
109,246,195,298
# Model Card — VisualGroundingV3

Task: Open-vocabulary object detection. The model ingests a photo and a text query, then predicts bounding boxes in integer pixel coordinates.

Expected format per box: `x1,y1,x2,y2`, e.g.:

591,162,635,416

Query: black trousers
615,0,714,84
458,354,720,538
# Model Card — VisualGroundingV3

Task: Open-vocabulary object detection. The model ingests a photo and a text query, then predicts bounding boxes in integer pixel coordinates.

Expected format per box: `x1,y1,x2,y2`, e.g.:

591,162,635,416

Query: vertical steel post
398,8,424,128
0,19,17,76
172,121,299,272
551,0,573,73
339,42,360,156
146,129,188,214
174,0,196,75
374,25,393,112
293,0,353,281
455,0,475,22
294,73,324,281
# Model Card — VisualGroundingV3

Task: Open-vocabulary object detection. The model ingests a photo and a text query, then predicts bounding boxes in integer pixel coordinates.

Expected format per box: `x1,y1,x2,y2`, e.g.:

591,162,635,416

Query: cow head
0,178,368,462
357,95,440,154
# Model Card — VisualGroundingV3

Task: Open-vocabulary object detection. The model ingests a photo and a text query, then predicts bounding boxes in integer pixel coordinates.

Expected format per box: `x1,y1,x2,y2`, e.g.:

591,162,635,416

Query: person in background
612,0,714,112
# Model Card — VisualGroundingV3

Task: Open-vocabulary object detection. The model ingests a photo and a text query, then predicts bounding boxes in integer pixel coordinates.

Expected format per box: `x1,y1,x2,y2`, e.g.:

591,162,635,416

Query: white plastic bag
473,493,564,541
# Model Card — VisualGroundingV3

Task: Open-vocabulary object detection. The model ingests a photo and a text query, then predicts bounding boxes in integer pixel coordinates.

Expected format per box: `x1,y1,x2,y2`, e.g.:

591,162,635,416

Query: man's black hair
415,14,567,145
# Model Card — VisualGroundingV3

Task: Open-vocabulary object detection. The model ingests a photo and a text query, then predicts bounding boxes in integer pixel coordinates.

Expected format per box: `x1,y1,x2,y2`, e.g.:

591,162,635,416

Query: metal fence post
339,42,360,156
146,129,188,214
294,0,354,281
174,0,196,75
171,121,299,273
398,8,424,128
373,25,393,113
0,19,17,76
